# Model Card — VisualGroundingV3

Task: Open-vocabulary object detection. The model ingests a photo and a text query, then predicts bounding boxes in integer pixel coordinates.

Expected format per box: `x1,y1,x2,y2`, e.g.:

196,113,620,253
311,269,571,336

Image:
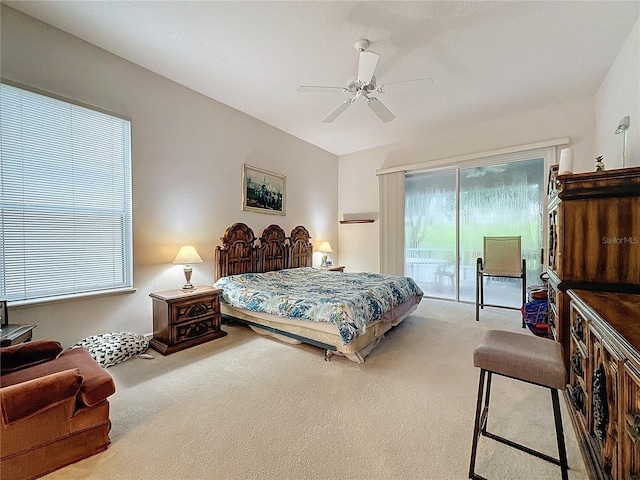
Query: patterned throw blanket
214,268,423,345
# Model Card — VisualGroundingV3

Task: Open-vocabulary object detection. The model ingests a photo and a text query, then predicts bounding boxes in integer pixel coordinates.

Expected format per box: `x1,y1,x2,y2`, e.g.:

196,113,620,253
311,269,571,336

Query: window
1,83,133,302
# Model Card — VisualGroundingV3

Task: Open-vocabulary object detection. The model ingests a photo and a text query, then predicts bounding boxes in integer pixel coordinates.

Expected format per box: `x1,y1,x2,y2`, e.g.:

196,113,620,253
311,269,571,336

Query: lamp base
181,265,196,290
321,253,328,267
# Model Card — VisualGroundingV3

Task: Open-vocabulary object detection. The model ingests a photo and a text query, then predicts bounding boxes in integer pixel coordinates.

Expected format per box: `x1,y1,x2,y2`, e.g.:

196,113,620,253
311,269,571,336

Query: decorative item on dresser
566,290,640,480
149,285,226,355
546,165,640,480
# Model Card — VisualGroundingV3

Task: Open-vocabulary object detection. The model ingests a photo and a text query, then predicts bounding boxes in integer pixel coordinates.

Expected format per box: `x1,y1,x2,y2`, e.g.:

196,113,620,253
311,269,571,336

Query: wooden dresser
546,166,640,479
567,290,640,480
547,166,640,359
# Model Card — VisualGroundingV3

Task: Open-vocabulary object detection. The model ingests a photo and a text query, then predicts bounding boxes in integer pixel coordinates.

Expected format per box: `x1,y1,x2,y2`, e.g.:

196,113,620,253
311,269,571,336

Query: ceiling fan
297,39,433,124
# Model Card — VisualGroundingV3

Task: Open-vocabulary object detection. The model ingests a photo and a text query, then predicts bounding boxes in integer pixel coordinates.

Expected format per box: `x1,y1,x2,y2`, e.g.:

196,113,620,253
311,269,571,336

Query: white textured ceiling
5,1,639,156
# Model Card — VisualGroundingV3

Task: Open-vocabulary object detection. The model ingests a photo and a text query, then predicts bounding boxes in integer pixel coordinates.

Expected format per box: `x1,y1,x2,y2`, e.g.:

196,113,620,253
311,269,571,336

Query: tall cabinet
546,166,640,480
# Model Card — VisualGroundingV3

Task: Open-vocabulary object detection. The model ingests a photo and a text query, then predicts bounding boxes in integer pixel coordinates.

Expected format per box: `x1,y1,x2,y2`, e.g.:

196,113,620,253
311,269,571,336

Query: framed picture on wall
242,164,286,215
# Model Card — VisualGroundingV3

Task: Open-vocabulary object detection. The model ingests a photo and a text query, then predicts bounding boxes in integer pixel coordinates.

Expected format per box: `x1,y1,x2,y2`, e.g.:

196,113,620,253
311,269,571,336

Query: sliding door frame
405,146,556,303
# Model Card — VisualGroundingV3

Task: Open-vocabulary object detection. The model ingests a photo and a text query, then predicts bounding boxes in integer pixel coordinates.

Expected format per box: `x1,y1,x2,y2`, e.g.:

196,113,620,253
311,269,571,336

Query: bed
213,223,423,363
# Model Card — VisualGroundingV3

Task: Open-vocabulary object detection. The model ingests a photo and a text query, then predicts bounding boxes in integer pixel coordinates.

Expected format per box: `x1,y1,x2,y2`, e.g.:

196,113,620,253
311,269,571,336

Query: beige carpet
45,299,588,480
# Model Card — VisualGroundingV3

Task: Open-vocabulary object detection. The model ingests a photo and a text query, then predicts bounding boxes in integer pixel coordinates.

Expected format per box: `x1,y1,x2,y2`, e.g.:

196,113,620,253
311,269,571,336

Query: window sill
8,287,137,309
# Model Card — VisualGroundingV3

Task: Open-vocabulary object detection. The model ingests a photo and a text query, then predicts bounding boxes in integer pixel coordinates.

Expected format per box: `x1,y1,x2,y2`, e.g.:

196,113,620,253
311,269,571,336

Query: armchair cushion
0,368,82,426
0,339,63,375
1,347,115,407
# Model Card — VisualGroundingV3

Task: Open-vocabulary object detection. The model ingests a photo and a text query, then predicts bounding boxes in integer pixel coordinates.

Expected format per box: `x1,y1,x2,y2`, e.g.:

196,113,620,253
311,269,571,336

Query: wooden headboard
214,223,313,280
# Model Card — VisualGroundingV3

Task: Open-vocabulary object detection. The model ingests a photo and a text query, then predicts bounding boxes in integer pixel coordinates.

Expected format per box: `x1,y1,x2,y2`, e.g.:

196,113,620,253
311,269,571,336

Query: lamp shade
318,241,333,253
172,245,203,265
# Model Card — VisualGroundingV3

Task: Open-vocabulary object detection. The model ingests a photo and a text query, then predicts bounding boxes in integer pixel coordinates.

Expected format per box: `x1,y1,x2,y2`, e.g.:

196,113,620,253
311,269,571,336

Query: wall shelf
339,219,375,224
340,212,377,224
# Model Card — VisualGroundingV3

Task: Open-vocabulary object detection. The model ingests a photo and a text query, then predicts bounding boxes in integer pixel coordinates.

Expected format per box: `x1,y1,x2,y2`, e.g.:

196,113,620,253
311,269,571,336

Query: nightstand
320,265,345,272
149,285,227,355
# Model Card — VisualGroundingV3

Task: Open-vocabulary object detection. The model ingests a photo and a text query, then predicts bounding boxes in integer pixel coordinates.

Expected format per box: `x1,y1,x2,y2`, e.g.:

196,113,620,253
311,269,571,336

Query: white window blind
1,83,133,302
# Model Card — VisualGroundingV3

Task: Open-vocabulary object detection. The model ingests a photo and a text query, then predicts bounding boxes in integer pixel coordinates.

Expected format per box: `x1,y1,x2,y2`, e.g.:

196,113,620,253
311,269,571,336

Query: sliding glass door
405,157,545,303
405,170,457,299
458,159,544,305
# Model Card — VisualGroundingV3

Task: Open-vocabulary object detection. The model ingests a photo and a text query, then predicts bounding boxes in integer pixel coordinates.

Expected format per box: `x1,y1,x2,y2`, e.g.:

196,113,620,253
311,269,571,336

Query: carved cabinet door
568,305,589,426
622,362,640,480
589,324,624,479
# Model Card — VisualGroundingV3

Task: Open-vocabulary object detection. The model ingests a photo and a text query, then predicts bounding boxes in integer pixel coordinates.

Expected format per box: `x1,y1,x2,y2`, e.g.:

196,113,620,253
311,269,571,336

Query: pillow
0,339,64,375
71,332,149,368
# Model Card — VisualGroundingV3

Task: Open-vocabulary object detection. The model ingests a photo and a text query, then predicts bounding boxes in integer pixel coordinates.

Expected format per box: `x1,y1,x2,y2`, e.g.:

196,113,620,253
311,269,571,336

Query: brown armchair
0,339,116,480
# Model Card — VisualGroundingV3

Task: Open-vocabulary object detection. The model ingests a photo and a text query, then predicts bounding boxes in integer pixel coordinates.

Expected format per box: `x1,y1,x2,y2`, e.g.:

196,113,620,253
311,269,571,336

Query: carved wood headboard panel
215,223,313,280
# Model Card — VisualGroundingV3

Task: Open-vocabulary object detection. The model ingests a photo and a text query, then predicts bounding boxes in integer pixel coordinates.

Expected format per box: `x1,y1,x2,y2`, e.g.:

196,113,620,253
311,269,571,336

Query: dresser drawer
172,315,220,345
172,294,220,324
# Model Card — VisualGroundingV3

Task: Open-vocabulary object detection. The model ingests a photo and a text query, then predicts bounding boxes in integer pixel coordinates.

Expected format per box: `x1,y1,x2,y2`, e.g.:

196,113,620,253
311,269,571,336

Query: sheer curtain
378,171,405,275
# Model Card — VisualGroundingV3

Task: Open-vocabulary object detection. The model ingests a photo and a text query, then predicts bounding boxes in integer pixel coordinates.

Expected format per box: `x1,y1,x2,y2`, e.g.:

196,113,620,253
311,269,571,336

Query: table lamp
318,241,333,267
172,245,203,290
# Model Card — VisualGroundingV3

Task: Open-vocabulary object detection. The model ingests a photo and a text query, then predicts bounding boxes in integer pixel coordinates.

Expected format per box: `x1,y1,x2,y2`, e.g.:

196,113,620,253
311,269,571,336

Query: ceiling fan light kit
298,38,431,124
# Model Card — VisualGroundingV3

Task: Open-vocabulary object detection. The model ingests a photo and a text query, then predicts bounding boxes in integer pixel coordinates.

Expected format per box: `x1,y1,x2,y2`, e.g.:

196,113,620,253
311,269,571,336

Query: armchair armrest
0,339,64,374
0,368,82,426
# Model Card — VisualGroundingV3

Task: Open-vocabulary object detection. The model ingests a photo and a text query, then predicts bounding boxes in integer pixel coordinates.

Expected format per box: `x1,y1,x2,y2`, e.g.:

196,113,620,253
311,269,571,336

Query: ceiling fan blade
357,51,379,85
297,85,346,93
322,99,352,123
366,97,395,123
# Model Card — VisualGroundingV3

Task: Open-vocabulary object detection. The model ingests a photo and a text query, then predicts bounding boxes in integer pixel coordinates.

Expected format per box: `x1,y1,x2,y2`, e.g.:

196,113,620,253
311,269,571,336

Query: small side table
319,265,345,272
149,285,227,355
1,324,37,347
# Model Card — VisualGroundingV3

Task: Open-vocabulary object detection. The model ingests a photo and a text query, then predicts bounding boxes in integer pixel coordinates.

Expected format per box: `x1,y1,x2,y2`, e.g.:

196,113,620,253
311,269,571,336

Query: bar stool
469,330,568,480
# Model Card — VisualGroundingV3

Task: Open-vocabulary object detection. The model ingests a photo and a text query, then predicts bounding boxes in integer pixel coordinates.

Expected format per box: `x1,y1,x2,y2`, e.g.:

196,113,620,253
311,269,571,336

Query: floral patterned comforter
214,267,423,345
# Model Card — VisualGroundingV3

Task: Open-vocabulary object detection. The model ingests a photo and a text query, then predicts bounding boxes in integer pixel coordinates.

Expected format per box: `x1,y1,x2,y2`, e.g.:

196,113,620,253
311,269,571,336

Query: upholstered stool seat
473,330,565,389
469,330,568,480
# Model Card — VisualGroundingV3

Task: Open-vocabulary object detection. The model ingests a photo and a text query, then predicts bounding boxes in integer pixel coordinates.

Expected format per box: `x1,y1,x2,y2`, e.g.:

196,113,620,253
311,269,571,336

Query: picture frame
242,164,286,216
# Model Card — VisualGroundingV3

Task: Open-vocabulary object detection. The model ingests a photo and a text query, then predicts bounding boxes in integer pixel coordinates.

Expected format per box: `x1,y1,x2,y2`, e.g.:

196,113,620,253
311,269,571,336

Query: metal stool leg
551,389,569,480
469,369,486,479
470,371,570,479
481,372,492,434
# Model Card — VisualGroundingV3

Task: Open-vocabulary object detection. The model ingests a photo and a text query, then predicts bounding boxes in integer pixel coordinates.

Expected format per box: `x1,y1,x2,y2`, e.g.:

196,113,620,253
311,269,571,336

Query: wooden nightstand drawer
173,316,219,345
172,294,220,324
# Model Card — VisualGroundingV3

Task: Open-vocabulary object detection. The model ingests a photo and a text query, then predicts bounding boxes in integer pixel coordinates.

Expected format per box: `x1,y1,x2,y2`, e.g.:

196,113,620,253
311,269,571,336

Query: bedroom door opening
405,156,545,304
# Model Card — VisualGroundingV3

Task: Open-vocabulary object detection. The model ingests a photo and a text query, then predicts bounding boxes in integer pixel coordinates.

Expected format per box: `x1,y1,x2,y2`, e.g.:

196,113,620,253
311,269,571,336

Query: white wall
2,6,338,346
595,18,640,169
338,97,596,273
